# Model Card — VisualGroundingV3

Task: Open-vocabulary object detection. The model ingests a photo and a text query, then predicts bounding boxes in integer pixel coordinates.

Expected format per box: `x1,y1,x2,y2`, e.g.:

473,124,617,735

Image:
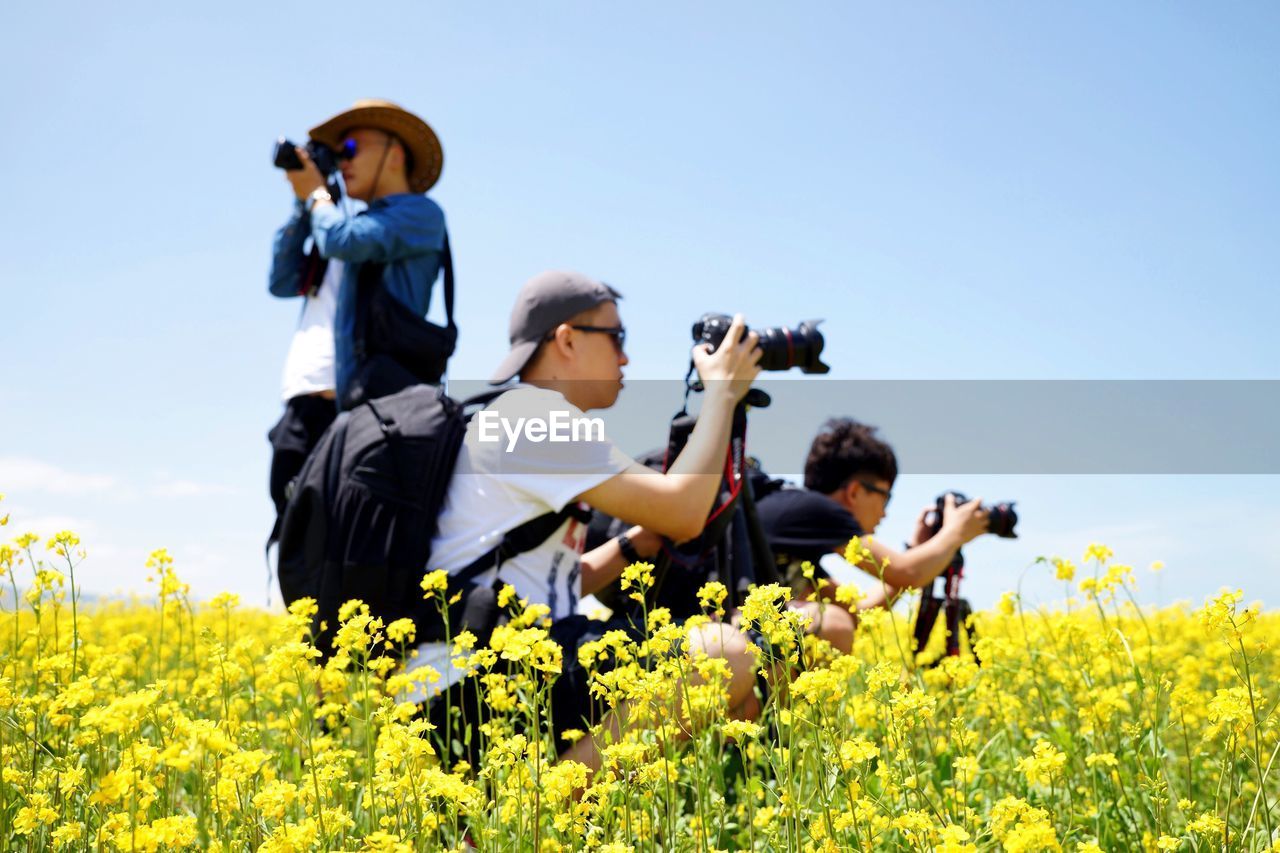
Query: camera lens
986,503,1019,538
692,315,830,374
754,321,829,374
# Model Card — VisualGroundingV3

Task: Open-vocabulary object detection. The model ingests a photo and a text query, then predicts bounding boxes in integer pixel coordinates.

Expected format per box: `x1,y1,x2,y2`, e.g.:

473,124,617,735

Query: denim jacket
269,193,446,405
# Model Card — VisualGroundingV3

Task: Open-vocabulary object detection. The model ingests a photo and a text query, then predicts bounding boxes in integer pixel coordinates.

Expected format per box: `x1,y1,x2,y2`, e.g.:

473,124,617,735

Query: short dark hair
803,418,898,494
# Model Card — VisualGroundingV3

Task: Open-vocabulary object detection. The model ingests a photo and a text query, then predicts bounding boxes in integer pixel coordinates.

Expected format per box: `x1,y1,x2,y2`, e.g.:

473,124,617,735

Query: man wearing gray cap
407,269,764,769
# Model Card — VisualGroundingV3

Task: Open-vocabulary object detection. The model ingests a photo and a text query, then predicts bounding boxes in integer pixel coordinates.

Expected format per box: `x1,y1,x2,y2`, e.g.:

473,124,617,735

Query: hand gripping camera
928,492,1019,539
272,137,344,178
692,313,830,374
272,137,349,202
913,492,1019,668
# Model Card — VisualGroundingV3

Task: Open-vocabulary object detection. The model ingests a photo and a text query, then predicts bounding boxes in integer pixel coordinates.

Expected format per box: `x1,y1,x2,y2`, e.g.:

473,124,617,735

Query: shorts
267,393,337,517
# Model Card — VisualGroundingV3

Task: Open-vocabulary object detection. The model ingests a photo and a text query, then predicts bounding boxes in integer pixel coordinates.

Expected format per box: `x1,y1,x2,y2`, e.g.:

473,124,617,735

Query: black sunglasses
569,324,626,353
858,480,892,505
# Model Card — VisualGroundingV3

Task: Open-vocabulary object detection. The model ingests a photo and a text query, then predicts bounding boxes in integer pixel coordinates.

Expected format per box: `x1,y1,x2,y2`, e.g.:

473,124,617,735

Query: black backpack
339,233,459,411
277,383,586,656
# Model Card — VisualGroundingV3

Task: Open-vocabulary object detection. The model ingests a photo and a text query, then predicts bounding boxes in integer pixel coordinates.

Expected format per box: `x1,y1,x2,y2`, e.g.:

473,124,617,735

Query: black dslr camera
692,313,830,374
912,492,1019,668
272,138,343,179
930,491,1018,539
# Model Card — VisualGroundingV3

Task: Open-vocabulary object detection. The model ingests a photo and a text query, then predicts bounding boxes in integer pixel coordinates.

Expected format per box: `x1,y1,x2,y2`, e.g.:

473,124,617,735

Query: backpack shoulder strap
448,383,590,583
441,230,455,330
459,385,514,416
454,384,537,426
451,503,592,585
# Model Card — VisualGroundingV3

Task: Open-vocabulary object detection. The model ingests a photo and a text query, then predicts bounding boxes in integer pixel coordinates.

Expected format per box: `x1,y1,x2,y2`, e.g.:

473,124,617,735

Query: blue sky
2,2,1277,610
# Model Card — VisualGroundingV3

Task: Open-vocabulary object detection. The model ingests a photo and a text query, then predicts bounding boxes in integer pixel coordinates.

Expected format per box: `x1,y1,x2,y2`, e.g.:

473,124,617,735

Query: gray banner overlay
445,379,1280,475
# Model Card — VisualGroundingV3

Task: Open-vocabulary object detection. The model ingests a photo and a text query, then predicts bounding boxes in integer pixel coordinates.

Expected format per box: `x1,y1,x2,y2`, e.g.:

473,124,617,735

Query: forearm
864,531,964,589
308,199,375,262
576,338,758,543
268,202,310,297
580,527,660,596
309,199,437,264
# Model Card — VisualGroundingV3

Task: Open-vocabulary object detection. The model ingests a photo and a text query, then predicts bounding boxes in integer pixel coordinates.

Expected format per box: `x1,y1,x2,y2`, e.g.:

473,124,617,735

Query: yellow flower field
1,501,1276,851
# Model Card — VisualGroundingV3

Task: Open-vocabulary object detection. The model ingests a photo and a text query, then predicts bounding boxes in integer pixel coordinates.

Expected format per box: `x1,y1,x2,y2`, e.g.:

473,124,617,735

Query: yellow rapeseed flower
420,569,449,599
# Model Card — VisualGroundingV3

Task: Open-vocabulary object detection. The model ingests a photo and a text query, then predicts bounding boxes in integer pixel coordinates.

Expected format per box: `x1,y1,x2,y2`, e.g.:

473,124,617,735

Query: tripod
910,549,981,667
638,387,782,618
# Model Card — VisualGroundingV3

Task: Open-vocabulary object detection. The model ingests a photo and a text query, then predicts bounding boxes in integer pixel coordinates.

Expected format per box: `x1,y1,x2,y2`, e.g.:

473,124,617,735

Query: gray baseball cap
490,270,623,385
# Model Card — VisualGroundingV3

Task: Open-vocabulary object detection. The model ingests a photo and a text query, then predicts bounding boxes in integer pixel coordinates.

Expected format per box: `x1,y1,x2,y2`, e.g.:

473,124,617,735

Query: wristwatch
306,187,332,213
616,532,643,565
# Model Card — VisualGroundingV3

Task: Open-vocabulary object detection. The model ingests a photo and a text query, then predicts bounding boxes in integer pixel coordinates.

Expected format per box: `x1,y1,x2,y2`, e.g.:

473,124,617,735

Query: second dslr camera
272,138,348,180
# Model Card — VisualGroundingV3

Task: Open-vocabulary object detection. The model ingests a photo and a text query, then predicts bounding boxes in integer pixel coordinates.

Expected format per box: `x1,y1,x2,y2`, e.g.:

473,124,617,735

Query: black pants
267,394,337,521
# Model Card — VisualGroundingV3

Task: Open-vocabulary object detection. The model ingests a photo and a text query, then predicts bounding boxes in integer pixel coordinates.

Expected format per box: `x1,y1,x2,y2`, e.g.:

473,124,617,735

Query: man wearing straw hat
267,99,449,524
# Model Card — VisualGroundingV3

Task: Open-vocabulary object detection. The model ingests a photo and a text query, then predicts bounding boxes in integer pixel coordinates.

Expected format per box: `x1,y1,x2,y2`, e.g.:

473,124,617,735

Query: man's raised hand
286,146,326,200
691,313,762,404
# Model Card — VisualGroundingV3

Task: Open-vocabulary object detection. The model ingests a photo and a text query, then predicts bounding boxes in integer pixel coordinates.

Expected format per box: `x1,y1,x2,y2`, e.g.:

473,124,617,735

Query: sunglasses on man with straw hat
272,99,444,194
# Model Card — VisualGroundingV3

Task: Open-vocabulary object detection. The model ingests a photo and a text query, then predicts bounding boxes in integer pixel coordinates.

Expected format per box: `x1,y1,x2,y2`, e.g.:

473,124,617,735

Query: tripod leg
913,590,942,665
740,467,780,588
957,598,979,665
944,597,962,657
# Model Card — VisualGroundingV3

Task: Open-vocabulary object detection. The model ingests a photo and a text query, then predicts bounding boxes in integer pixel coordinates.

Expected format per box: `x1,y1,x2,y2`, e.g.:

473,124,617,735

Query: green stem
1236,627,1273,839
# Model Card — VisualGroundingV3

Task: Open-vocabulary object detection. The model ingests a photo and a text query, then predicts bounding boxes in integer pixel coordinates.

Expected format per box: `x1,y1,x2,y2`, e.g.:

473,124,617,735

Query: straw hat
308,99,443,193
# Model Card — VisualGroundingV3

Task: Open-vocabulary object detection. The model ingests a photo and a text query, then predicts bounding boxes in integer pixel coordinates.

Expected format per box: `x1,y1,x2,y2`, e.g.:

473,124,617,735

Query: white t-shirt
403,386,633,697
279,259,341,402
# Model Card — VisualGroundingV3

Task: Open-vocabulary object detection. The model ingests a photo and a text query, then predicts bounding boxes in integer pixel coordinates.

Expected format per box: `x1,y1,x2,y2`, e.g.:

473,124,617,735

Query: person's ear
384,138,405,174
832,480,858,512
549,324,576,358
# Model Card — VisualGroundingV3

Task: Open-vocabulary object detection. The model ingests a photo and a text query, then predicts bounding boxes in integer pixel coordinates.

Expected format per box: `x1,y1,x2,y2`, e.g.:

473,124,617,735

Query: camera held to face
931,492,1019,539
692,313,830,374
273,138,343,179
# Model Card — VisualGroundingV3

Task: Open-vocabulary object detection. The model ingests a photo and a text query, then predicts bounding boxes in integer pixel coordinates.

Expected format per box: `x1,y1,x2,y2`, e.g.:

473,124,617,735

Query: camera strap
677,358,697,418
645,400,748,609
297,246,328,297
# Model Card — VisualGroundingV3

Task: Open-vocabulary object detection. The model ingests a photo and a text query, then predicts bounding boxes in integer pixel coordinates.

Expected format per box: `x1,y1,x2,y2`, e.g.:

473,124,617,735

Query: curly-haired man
757,418,992,610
